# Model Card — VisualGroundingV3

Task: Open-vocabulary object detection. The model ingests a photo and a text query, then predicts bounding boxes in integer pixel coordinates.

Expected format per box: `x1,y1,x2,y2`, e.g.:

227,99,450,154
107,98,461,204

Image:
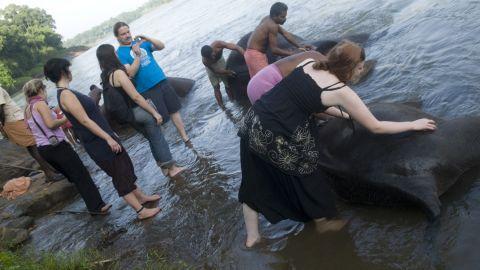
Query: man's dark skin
247,10,314,56
202,41,244,76
202,40,245,108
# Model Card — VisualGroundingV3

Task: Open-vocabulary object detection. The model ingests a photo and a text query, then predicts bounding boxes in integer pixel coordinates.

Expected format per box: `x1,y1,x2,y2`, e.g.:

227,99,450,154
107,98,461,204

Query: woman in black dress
44,58,161,220
238,41,437,247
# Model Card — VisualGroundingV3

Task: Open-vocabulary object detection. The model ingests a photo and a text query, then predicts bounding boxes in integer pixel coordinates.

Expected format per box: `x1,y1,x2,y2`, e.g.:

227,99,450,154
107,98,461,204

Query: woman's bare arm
35,101,67,129
60,90,122,152
321,87,436,134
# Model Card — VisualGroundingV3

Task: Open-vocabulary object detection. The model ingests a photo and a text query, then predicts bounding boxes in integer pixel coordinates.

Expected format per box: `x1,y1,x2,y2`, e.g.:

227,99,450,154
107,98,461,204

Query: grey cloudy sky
0,0,149,40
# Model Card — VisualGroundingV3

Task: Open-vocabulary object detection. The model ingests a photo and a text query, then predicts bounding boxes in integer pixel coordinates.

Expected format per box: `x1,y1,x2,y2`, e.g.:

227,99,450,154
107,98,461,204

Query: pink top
247,64,283,104
26,100,65,147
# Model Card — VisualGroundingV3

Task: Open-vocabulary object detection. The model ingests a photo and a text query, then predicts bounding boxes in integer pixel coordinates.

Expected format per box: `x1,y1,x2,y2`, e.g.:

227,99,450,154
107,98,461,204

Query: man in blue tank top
114,22,190,143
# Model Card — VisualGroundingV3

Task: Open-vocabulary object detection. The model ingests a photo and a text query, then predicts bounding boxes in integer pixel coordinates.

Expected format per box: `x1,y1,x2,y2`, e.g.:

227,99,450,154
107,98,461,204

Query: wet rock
0,139,39,185
0,216,34,230
0,227,29,247
0,173,77,219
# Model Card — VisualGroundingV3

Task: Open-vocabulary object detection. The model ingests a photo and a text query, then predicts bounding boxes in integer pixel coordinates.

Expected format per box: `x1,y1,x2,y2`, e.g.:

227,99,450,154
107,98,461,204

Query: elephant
315,102,480,219
225,32,372,101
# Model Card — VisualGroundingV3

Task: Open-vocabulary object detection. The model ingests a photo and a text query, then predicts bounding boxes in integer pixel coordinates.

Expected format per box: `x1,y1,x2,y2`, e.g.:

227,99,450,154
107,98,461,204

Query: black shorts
141,79,181,123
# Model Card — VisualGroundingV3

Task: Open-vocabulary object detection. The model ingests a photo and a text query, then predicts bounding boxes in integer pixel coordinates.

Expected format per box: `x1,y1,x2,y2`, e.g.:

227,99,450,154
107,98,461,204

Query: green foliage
142,250,190,270
0,4,63,93
0,249,189,270
64,0,172,48
0,62,15,89
0,249,118,270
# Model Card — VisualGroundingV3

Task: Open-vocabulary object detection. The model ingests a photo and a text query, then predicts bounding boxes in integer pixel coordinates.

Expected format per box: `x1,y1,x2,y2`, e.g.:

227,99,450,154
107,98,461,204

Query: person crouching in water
238,41,437,247
22,79,111,214
95,44,184,177
44,58,161,220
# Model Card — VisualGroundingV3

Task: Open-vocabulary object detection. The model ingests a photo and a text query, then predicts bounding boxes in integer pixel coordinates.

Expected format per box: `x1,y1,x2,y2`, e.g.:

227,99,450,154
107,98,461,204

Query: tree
0,62,15,89
0,4,63,80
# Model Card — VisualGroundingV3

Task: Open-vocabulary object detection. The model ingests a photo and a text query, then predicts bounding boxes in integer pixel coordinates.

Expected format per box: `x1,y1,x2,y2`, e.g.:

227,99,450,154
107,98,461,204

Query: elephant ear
373,174,441,220
330,173,441,220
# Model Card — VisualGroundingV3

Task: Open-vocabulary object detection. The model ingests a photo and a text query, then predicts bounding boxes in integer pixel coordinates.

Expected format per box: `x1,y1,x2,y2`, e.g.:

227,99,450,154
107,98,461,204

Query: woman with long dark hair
238,41,437,247
44,58,161,220
95,44,183,177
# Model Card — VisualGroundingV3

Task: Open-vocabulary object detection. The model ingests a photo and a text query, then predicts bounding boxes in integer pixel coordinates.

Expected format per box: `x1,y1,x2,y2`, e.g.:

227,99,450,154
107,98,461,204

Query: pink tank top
26,102,65,147
247,64,283,104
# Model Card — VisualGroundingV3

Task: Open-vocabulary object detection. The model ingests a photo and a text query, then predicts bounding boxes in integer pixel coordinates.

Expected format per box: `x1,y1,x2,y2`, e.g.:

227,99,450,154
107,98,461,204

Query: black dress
238,62,345,224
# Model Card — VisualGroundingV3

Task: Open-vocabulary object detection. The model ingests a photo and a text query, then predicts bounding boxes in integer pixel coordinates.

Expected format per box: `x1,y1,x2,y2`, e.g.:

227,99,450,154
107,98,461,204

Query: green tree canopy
0,4,62,79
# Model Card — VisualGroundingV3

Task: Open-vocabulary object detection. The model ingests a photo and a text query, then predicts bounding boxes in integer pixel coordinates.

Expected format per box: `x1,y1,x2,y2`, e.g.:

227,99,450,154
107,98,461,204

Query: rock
0,227,29,247
0,139,39,185
0,172,77,219
0,216,35,230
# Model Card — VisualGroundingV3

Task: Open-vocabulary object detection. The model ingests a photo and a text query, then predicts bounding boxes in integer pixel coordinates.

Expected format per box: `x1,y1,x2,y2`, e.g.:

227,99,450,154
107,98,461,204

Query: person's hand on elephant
411,118,437,131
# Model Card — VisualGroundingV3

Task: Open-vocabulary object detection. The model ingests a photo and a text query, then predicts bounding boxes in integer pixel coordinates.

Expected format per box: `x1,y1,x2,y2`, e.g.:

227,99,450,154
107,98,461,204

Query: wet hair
96,44,126,83
201,45,213,58
44,58,71,83
270,2,288,18
312,40,366,83
22,79,45,98
113,21,129,37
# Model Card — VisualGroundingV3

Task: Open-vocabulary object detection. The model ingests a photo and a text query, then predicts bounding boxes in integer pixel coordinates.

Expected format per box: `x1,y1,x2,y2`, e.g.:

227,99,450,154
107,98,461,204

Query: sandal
136,206,161,220
90,203,112,216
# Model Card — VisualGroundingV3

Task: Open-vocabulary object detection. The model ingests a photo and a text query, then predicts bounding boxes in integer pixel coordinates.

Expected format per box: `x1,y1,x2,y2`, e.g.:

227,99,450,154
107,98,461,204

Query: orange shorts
3,120,36,147
244,49,269,78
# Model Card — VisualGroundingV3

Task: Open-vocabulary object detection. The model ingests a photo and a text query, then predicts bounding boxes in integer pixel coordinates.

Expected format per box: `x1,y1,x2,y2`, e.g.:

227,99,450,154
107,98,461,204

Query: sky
0,0,149,40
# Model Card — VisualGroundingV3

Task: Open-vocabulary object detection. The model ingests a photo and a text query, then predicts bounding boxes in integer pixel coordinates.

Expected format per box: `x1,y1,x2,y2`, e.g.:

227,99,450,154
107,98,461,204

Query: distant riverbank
8,45,90,97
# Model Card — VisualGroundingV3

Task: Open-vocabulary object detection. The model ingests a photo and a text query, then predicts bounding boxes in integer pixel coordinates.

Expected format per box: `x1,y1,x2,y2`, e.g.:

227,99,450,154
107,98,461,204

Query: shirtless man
244,2,314,77
201,41,245,109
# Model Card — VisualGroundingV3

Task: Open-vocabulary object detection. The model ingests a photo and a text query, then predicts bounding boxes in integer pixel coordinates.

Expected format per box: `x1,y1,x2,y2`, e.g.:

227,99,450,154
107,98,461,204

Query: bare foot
100,204,112,213
138,194,161,205
315,218,348,233
168,165,185,177
137,207,161,220
245,236,262,248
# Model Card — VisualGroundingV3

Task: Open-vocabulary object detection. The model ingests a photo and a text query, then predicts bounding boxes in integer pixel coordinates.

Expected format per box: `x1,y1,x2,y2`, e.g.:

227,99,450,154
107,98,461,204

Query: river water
26,0,480,269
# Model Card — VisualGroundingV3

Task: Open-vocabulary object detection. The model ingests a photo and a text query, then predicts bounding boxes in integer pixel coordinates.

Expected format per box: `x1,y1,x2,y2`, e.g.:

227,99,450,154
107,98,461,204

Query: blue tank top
116,41,166,93
57,88,117,162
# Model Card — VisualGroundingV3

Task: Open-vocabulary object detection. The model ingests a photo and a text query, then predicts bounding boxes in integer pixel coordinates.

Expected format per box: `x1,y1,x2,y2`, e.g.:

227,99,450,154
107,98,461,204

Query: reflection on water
26,0,480,269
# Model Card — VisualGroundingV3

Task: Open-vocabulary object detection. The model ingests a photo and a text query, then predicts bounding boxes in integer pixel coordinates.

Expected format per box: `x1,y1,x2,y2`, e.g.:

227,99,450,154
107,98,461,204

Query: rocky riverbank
0,139,77,248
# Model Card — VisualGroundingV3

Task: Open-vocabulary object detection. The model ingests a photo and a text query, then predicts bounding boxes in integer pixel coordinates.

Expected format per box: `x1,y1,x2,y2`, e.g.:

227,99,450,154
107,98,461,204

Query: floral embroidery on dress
238,108,320,175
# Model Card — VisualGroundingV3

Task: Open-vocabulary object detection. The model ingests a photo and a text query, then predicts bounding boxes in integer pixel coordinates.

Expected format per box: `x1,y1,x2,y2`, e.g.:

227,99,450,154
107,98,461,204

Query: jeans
131,106,174,168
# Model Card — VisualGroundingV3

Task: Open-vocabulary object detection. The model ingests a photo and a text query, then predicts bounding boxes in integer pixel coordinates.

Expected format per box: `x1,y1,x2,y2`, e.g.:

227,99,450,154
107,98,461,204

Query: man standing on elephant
201,41,245,109
114,22,190,144
244,2,314,77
